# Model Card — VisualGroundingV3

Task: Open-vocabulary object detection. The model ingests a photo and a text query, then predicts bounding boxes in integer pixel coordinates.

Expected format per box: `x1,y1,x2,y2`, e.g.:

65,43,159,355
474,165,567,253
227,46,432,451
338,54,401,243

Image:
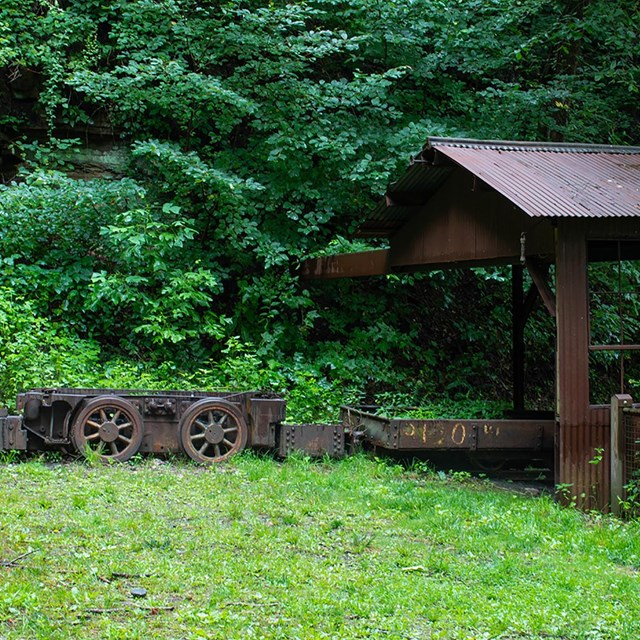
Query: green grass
1,454,639,639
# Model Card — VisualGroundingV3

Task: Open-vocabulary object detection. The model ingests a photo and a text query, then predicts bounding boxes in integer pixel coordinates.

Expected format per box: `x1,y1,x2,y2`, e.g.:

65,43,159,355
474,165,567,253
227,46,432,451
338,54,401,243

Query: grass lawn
1,453,639,639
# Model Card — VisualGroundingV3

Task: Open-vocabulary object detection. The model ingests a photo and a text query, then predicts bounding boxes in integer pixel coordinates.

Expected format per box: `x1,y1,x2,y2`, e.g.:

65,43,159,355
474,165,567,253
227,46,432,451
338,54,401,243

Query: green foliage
0,170,145,325
620,475,640,519
2,457,640,637
0,0,637,412
0,288,100,405
375,393,511,420
90,203,230,349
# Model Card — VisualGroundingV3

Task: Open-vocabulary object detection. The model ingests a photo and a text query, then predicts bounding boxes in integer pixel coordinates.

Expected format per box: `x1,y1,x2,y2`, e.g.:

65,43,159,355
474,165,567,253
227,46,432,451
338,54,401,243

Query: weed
1,458,640,639
350,530,376,554
80,443,111,467
448,469,473,483
0,449,20,464
129,452,145,465
589,447,605,465
408,458,435,476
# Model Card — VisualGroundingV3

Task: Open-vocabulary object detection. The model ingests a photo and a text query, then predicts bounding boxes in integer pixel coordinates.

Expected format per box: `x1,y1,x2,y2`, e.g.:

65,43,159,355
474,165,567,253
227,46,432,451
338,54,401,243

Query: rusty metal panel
426,138,640,219
248,398,286,448
554,223,614,509
557,409,611,510
341,407,394,448
278,424,345,458
139,417,178,455
0,416,27,450
395,420,553,451
341,407,553,453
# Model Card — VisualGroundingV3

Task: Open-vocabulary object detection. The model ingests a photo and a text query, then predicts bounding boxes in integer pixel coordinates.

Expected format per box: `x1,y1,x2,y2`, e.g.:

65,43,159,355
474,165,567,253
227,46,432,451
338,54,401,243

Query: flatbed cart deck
340,406,555,467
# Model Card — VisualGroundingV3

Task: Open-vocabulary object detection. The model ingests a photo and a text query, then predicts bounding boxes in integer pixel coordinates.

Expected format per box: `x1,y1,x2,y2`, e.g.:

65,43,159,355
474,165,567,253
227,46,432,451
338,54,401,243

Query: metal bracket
1,416,27,450
471,424,478,450
536,425,544,451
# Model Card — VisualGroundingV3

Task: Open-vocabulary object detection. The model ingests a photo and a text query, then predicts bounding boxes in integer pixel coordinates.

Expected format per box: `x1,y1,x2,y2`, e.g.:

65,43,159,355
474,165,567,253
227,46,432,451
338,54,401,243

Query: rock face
63,144,129,180
0,136,128,183
1,67,126,183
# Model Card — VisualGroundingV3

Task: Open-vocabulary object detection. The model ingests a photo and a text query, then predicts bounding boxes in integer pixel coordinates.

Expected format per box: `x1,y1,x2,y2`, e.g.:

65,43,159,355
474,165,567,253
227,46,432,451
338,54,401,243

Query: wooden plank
388,170,554,269
301,249,390,279
525,258,556,317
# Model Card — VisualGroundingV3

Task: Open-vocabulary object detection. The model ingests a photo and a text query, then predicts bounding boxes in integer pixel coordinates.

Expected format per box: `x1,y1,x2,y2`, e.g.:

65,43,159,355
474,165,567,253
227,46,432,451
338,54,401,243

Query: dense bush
0,0,637,416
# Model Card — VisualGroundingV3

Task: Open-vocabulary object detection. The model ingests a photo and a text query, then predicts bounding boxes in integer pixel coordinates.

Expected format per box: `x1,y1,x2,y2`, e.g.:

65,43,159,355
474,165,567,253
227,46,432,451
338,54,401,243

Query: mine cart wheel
468,453,506,473
71,396,144,463
178,399,248,464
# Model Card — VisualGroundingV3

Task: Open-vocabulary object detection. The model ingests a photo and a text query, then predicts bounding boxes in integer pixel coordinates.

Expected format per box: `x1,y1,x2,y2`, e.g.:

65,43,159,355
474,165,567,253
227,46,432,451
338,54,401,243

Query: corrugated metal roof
422,137,640,219
357,137,640,236
360,163,453,235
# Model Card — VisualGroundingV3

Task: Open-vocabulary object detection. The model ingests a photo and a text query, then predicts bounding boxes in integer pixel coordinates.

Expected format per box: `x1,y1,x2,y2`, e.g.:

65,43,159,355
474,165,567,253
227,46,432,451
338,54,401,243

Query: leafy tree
0,0,637,411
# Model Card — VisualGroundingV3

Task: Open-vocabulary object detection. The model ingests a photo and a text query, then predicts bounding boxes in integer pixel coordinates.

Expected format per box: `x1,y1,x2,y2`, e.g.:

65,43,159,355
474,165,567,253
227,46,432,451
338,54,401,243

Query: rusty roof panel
423,138,640,218
427,137,640,154
359,163,454,236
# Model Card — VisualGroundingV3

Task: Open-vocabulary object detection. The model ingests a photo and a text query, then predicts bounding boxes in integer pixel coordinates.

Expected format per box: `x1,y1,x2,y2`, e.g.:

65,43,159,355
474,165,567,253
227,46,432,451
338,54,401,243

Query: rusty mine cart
0,387,554,469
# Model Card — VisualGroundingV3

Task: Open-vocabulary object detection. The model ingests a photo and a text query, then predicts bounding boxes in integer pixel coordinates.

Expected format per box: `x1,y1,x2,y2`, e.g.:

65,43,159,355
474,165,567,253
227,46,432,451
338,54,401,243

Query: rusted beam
300,249,390,279
556,222,604,510
525,258,556,317
393,419,553,451
340,407,554,452
278,424,345,458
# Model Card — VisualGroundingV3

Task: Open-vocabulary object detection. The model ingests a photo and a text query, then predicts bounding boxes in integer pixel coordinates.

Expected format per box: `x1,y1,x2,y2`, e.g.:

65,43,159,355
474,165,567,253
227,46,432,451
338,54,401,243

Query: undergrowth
1,454,639,639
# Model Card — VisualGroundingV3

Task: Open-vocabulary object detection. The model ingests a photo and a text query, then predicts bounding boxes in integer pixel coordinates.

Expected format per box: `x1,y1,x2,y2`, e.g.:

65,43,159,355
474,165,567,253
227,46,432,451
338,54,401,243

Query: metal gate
611,394,640,515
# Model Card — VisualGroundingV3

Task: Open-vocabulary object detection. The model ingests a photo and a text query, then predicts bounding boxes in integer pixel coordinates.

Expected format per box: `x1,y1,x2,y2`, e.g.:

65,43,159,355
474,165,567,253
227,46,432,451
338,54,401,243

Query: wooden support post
611,394,632,516
556,222,610,511
525,258,556,317
512,264,525,414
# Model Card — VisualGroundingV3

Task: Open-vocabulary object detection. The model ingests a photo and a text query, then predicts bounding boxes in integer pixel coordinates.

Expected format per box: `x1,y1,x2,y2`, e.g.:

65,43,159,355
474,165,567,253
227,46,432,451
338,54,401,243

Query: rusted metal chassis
0,388,345,463
341,408,553,455
5,388,286,462
0,388,553,464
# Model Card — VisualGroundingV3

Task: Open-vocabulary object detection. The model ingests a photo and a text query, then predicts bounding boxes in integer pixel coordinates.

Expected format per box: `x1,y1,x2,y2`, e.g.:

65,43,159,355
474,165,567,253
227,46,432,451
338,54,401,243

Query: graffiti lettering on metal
483,424,501,437
451,423,466,445
401,422,445,446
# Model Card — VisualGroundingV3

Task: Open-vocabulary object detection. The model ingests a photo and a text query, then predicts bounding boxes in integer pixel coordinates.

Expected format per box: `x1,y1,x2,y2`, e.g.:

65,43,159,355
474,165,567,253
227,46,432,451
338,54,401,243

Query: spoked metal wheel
468,453,506,473
179,399,248,464
71,396,144,462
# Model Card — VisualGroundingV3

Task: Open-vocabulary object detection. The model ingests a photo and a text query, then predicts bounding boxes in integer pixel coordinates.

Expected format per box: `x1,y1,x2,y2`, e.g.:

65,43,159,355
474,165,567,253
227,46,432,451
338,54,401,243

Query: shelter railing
611,394,640,515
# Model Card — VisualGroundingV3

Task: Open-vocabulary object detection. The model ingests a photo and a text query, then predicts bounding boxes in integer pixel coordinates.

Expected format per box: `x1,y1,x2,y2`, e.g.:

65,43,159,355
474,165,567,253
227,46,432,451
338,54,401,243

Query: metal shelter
303,137,640,510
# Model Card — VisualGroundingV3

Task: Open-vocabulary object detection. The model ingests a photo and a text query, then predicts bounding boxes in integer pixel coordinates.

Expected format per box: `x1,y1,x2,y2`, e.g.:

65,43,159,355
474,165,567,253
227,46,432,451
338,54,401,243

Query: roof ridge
427,137,640,155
